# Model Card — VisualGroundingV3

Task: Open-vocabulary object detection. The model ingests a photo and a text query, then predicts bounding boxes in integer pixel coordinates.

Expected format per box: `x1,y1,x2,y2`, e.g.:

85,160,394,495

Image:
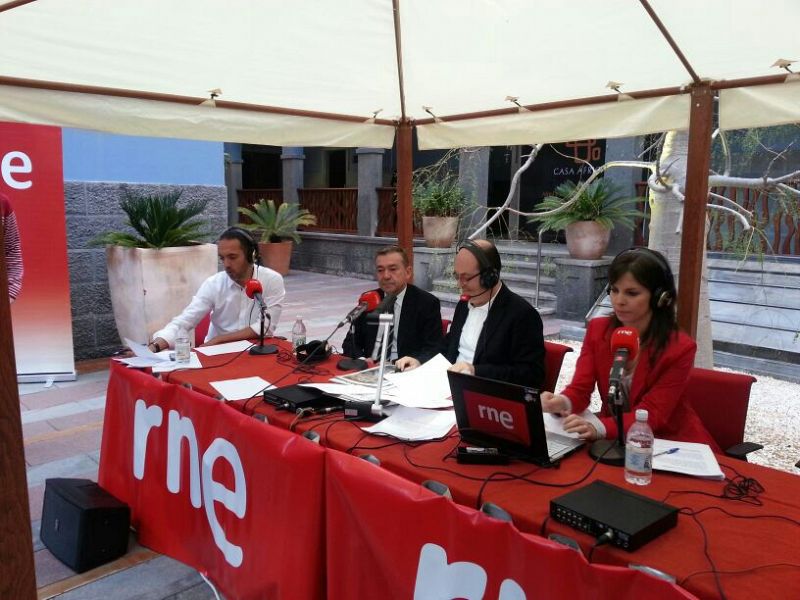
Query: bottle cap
635,408,648,422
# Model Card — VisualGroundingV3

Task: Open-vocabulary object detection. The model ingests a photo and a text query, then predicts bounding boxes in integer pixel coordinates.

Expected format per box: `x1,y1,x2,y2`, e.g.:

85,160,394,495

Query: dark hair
375,245,409,267
218,227,260,265
607,247,677,363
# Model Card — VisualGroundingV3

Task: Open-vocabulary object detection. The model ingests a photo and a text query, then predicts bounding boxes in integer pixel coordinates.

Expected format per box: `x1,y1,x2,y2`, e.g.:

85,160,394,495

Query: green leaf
237,199,316,244
91,190,211,248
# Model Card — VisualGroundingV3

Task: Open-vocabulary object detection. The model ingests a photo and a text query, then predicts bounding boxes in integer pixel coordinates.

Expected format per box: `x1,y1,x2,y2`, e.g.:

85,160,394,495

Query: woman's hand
562,414,599,440
540,392,570,416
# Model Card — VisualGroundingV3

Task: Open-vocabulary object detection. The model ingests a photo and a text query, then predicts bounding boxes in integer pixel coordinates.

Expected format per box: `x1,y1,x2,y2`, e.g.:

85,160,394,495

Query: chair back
194,313,211,347
542,341,573,393
681,367,756,451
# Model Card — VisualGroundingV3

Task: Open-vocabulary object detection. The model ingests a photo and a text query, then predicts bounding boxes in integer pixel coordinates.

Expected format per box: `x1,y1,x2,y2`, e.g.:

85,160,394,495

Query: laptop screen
462,389,533,446
448,370,550,462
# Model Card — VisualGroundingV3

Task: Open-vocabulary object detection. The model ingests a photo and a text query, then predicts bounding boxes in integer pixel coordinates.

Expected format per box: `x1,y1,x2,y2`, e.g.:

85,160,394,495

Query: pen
653,447,680,458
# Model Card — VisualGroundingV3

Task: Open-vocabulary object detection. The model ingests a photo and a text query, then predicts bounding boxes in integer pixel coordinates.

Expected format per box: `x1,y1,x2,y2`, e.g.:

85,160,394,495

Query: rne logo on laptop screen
463,390,531,446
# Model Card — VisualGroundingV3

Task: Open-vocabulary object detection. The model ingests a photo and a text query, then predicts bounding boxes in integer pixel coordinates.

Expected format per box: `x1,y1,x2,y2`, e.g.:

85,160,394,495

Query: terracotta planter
259,240,294,275
106,244,218,344
422,216,459,248
565,221,611,259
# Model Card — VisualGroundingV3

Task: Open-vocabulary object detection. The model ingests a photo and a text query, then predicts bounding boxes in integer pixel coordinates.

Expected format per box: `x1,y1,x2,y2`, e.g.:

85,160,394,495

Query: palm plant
529,179,642,232
93,190,210,248
237,199,317,243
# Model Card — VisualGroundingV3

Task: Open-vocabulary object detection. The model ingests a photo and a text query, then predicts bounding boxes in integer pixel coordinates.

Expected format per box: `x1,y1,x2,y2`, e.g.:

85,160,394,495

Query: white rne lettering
132,399,248,567
413,543,487,600
166,410,202,509
499,579,527,600
1,150,33,189
202,438,247,568
133,399,163,480
477,404,515,430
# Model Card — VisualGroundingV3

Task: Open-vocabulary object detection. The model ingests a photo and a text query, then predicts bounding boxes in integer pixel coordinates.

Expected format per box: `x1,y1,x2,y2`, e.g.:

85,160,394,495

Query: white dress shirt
456,300,491,364
154,264,285,347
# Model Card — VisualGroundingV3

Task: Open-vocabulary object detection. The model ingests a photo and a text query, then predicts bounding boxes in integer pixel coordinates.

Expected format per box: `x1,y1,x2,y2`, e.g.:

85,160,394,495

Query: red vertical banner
1,121,74,379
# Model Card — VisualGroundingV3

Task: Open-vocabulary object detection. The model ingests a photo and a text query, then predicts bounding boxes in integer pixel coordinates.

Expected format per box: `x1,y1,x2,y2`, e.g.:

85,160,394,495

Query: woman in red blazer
542,247,717,449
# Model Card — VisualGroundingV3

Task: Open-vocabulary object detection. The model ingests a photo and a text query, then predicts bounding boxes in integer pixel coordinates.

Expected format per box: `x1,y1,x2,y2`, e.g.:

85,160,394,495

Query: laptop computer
447,371,584,465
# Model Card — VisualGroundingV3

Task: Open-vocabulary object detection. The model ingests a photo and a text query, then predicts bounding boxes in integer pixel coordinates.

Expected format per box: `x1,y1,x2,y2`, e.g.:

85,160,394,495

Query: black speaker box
40,478,130,573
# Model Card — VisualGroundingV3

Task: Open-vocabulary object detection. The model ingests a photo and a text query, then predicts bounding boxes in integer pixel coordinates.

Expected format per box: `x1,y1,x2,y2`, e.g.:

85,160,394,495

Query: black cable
679,562,800,586
587,530,614,563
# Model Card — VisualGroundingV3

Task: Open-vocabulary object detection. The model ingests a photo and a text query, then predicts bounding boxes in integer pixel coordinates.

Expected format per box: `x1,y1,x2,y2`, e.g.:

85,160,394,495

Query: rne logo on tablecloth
414,543,526,600
132,399,247,567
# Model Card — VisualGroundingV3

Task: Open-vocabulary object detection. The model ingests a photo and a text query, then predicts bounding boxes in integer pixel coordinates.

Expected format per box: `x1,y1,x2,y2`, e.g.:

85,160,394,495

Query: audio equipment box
550,480,678,551
40,478,130,573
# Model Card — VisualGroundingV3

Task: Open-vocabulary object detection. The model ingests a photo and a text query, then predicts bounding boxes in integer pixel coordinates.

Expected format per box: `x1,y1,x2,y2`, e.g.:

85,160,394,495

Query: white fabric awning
0,0,798,146
720,81,800,131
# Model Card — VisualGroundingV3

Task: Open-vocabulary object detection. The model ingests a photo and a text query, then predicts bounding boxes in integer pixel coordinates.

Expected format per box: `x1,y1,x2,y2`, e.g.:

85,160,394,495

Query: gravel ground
550,339,800,475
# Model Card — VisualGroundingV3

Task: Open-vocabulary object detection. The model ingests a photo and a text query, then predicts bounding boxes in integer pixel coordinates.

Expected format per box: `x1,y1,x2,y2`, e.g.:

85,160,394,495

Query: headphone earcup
656,290,672,308
480,268,499,289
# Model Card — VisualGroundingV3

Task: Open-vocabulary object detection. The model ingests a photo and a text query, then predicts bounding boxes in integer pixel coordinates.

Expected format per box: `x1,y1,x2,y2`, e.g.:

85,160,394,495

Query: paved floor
21,269,569,599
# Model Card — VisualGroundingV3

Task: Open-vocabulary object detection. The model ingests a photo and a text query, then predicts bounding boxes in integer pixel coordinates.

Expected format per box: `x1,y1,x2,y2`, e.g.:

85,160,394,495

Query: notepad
652,439,724,480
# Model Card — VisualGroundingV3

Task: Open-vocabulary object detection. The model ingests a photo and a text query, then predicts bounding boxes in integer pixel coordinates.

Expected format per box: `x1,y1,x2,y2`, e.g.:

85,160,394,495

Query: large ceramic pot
565,221,611,259
258,240,294,275
422,216,459,248
106,244,218,344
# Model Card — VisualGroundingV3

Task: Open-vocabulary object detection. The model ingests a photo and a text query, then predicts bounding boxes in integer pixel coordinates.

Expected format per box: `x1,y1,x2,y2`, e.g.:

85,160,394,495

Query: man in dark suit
342,245,442,363
396,239,544,387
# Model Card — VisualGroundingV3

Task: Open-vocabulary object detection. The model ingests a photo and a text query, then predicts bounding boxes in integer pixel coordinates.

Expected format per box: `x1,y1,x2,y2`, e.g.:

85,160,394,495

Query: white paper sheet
652,439,724,480
383,354,454,409
363,407,457,441
210,376,271,401
194,340,254,356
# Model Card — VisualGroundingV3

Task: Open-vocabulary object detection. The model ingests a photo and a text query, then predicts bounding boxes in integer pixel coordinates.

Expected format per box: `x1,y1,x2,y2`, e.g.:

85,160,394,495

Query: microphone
245,279,265,308
588,326,640,466
607,327,639,403
338,290,381,328
373,292,397,314
459,289,491,303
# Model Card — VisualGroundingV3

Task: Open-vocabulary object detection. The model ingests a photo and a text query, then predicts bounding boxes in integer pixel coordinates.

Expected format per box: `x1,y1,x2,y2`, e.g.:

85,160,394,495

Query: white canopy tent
1,2,800,594
0,0,798,147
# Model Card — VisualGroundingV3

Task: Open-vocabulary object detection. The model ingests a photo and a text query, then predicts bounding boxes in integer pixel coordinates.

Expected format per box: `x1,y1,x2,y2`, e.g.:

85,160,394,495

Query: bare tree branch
708,191,754,219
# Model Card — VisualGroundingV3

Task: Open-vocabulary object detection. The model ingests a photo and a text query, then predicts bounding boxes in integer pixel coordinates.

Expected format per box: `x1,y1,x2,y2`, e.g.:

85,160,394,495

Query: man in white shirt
396,239,544,387
147,227,285,352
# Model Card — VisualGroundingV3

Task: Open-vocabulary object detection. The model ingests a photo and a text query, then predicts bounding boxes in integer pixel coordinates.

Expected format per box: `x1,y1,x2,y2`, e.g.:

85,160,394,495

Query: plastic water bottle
625,408,654,485
292,316,307,350
175,327,191,364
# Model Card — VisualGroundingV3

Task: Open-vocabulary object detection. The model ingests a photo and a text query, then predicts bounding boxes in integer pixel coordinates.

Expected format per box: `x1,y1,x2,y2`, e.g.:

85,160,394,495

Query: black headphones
220,227,260,265
608,247,675,310
457,240,501,289
295,340,331,363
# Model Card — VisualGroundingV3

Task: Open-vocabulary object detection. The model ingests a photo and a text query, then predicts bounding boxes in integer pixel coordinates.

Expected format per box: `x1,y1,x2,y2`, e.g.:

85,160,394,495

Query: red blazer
561,316,717,449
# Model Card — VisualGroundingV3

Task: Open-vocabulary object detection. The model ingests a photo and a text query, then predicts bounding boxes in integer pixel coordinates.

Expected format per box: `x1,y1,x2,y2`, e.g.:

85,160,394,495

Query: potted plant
412,174,467,248
528,179,642,259
93,190,216,344
237,199,316,275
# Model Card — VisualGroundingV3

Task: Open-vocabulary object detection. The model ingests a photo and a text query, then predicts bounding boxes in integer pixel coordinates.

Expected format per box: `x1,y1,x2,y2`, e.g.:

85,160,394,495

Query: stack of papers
194,340,254,356
363,406,456,441
210,376,272,401
383,354,453,409
116,338,202,372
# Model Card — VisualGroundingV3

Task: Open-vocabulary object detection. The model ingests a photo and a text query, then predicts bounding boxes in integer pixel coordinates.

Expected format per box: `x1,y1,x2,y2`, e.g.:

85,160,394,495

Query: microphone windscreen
245,279,263,299
373,292,397,313
359,290,381,311
459,294,470,302
610,327,639,360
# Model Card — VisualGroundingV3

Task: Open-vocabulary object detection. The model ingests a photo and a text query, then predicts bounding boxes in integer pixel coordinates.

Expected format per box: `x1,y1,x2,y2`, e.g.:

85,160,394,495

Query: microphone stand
589,383,626,466
342,313,392,422
249,303,277,355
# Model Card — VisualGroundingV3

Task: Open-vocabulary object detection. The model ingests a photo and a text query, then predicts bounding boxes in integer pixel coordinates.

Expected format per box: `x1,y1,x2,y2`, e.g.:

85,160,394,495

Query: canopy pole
0,225,36,599
677,83,714,338
396,120,414,264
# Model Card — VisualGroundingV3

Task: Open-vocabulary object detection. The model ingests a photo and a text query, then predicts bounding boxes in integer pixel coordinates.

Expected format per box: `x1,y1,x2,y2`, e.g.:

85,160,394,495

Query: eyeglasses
452,271,480,284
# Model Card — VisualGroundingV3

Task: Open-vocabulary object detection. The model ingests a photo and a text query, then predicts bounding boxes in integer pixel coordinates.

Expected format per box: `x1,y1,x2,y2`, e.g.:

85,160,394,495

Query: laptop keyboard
547,435,577,458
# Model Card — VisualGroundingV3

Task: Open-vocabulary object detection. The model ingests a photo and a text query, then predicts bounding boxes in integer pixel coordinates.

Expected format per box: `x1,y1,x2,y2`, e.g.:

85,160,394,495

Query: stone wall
65,182,227,359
